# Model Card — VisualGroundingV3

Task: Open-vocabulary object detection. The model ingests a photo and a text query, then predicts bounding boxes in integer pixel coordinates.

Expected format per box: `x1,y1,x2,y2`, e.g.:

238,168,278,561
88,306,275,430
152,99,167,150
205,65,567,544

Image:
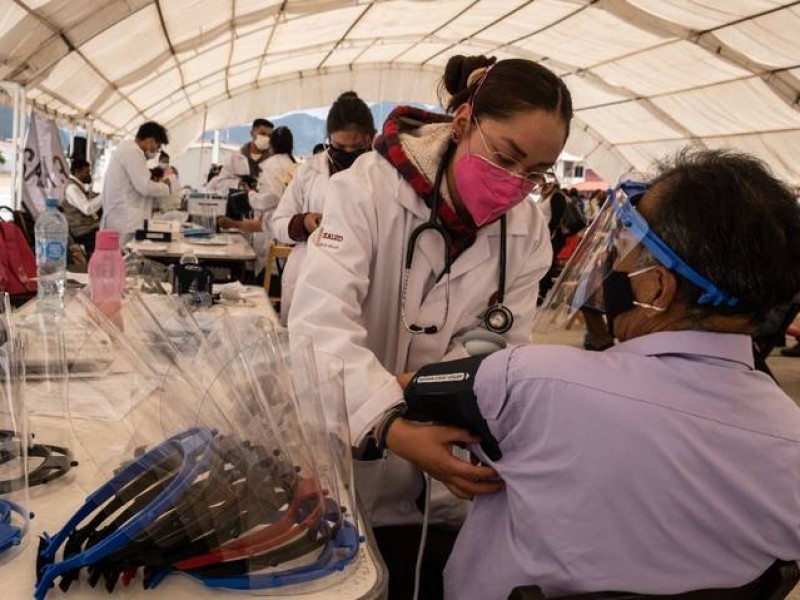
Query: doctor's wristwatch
353,405,407,461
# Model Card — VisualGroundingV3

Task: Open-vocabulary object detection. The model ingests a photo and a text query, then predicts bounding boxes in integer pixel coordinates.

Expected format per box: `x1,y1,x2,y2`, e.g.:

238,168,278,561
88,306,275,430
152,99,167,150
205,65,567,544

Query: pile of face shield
0,293,31,565
32,289,358,599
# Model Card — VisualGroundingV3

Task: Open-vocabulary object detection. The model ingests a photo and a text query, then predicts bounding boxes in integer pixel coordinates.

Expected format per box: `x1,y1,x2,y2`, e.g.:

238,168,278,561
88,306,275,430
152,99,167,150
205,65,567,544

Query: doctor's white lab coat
271,151,332,322
289,152,552,527
248,153,296,273
101,139,170,244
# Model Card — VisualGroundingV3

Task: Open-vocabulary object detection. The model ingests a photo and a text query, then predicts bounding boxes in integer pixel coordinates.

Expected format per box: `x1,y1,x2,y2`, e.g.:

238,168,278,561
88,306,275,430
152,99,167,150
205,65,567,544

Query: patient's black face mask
601,270,636,338
328,146,367,171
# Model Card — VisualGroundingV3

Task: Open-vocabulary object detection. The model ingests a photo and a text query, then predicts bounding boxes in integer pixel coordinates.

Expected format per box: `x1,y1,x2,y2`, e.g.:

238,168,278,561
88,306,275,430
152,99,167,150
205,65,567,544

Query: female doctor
289,54,573,598
271,91,375,323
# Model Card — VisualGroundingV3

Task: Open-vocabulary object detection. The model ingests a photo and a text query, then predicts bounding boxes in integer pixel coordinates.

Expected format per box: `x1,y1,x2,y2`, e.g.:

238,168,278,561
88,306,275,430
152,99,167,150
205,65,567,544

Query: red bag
0,220,37,295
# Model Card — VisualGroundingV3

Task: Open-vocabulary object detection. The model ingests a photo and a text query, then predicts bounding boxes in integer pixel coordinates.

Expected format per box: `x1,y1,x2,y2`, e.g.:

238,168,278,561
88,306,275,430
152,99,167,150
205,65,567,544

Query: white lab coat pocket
354,452,424,527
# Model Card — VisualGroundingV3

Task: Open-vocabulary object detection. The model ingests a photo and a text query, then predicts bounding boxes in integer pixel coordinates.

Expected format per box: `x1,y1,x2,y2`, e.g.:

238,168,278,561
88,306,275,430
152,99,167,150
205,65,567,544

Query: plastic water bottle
88,230,125,326
34,197,68,314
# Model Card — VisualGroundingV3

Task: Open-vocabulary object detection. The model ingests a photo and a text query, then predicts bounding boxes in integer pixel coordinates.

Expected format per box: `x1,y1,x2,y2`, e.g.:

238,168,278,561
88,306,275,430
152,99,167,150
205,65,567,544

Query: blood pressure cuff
404,356,502,461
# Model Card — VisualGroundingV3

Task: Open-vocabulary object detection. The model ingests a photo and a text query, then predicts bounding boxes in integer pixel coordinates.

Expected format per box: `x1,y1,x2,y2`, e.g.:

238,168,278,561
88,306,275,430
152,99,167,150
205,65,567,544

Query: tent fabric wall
1,0,798,183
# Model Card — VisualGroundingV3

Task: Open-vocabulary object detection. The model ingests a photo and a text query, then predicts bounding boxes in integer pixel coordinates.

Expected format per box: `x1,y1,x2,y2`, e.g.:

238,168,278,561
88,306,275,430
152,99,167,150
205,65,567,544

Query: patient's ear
650,266,678,310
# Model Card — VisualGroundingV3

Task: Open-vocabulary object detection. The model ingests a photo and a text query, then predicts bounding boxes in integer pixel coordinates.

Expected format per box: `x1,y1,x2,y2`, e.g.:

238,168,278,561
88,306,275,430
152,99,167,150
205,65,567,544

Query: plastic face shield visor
534,181,740,333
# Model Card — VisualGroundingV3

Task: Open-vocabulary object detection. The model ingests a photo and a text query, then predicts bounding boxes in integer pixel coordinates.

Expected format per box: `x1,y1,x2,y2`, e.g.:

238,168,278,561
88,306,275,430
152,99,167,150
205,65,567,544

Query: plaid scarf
374,106,477,263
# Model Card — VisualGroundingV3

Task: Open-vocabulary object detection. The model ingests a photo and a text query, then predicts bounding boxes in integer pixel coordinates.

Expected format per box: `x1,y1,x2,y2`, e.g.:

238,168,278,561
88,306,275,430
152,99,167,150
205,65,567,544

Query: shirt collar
608,330,754,370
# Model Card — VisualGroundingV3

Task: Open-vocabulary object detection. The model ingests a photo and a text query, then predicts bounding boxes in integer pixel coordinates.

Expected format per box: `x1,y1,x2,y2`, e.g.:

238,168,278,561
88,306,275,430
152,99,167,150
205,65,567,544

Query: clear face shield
534,180,741,334
534,182,651,332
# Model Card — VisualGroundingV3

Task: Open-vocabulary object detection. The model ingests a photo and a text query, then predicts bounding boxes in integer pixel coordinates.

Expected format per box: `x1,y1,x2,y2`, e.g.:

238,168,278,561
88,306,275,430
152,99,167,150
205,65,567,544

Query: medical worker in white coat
289,54,573,599
101,121,171,245
206,118,274,195
219,126,297,276
271,91,375,323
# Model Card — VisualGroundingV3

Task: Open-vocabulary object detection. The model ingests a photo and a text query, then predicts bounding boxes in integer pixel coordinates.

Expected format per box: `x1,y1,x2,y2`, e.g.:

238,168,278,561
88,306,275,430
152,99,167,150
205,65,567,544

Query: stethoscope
400,142,513,335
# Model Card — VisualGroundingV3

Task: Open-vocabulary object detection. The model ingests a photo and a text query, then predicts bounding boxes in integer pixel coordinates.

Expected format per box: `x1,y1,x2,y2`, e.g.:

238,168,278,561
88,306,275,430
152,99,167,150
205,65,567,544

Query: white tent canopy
1,0,798,183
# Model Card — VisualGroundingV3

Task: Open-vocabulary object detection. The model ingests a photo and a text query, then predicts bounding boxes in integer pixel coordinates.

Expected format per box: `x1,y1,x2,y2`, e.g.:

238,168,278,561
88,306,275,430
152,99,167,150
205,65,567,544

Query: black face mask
600,270,636,338
328,146,367,171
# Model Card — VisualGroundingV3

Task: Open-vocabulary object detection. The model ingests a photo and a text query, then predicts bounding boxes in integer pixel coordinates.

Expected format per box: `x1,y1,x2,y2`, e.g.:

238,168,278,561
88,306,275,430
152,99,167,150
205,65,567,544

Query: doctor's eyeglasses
472,119,557,188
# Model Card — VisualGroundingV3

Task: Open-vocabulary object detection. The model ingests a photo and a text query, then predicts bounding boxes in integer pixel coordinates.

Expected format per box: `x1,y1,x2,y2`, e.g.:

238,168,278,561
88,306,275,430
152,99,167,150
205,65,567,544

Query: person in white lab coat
100,121,171,245
218,126,297,276
271,91,375,323
206,118,274,195
289,55,573,599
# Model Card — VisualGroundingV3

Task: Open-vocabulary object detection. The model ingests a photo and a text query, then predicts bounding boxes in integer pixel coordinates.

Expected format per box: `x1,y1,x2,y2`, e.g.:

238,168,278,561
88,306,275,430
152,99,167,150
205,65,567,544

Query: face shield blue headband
533,180,739,334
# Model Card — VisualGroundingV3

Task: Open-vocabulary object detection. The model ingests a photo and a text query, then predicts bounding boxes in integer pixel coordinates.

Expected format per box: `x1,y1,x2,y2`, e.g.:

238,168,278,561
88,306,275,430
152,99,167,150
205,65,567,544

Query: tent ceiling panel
348,1,470,39
561,74,631,110
354,43,415,64
590,41,750,97
434,0,530,41
125,69,184,111
231,29,271,65
515,7,669,69
236,0,284,18
103,98,140,129
477,0,580,45
613,139,696,174
161,0,233,45
651,77,800,137
577,102,685,144
181,44,231,84
260,51,332,80
625,0,783,30
713,6,800,68
395,42,452,64
227,68,261,92
151,96,192,125
269,5,366,54
188,80,227,106
3,0,799,183
703,130,800,184
50,1,151,49
39,52,107,109
322,47,370,68
80,5,168,82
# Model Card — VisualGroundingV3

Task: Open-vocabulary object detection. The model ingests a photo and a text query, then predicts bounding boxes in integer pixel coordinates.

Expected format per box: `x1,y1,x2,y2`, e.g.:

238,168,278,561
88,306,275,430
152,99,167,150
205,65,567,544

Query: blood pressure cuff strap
403,356,502,461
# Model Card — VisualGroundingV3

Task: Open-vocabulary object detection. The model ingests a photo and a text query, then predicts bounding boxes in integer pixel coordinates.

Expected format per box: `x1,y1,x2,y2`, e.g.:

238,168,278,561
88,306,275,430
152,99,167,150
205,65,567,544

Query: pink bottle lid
95,229,120,251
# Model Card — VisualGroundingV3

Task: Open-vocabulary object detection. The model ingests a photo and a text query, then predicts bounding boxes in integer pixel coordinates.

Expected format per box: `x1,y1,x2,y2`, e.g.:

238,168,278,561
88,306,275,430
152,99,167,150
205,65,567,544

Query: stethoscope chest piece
483,303,513,334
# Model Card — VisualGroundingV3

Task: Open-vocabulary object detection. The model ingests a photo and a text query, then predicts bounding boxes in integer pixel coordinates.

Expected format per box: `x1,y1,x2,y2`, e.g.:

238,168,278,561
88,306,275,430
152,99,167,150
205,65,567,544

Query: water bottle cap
95,229,120,251
45,197,59,209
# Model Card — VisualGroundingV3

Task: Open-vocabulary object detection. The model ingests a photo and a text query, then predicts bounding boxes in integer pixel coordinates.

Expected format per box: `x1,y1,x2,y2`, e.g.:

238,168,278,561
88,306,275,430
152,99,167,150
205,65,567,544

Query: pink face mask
453,154,537,227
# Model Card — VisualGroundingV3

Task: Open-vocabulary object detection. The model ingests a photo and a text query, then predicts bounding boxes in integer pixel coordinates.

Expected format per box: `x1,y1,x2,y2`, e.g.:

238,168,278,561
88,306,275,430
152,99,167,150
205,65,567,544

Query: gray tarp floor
531,327,800,599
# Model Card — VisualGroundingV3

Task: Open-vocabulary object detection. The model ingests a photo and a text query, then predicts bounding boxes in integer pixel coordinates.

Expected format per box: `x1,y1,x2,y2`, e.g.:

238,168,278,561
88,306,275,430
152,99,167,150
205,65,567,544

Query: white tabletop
127,233,256,261
3,292,387,599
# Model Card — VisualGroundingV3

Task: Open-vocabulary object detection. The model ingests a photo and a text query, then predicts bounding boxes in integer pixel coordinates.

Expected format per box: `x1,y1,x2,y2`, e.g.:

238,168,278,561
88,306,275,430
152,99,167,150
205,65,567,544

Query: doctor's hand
386,418,504,500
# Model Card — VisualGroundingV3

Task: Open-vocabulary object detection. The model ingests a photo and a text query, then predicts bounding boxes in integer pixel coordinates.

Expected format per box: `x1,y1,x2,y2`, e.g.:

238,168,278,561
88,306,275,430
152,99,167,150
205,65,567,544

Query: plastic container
88,230,125,325
34,197,68,314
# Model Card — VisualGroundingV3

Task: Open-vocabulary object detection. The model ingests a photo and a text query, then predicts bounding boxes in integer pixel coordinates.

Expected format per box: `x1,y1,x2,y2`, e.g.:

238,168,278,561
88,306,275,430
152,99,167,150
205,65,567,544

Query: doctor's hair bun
327,90,376,136
442,55,496,97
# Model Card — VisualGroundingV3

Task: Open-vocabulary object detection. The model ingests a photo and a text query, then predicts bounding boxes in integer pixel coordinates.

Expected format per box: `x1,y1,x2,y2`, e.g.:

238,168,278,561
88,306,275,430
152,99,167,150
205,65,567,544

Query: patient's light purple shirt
445,331,800,600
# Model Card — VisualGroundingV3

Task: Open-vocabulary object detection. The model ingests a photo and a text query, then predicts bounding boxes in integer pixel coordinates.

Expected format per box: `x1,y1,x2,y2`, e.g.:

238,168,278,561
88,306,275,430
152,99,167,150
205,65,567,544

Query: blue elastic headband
35,427,215,600
187,521,360,590
612,181,740,308
0,499,30,554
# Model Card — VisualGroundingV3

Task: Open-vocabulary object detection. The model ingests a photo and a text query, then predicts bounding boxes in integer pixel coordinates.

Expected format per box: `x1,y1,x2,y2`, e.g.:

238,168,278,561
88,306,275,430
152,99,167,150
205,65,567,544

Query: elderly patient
397,149,800,600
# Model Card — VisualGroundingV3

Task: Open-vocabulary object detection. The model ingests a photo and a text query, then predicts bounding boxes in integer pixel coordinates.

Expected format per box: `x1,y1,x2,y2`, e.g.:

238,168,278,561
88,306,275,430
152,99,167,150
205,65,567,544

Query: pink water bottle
88,229,126,326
